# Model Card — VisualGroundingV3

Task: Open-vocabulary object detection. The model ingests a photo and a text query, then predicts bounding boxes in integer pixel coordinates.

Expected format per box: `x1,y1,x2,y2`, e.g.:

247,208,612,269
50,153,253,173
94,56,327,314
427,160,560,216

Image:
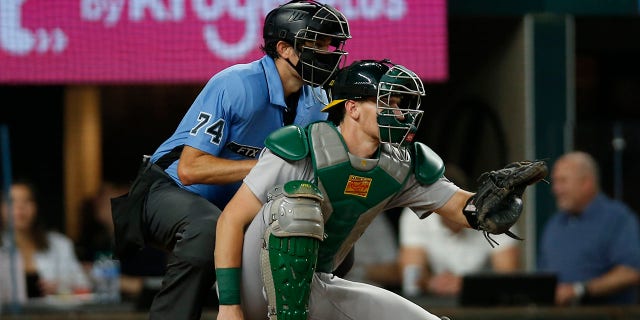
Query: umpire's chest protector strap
412,142,445,185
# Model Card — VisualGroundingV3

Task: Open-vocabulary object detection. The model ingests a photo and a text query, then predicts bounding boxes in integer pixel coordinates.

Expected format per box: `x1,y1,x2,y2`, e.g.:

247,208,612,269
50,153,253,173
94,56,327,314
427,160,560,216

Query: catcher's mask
323,60,425,148
376,64,425,148
264,0,351,87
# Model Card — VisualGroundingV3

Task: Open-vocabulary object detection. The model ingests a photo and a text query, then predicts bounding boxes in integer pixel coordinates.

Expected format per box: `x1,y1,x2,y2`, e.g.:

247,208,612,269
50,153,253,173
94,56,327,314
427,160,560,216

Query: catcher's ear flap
412,142,445,185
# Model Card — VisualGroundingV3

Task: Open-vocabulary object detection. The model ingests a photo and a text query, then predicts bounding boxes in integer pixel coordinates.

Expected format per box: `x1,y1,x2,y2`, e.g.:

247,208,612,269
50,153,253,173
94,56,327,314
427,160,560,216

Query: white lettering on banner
323,0,406,20
2,0,408,58
202,0,259,60
130,0,185,21
192,0,225,20
0,0,67,55
130,0,164,21
81,0,126,27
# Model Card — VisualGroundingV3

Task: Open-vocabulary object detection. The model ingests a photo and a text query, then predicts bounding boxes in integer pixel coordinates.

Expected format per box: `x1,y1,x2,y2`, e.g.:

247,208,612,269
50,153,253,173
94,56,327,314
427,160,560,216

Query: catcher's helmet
324,59,390,104
323,59,425,148
264,0,351,87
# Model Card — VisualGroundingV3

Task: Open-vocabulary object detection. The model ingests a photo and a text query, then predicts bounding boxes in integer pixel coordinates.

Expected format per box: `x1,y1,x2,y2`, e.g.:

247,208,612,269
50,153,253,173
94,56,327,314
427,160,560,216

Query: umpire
111,1,351,319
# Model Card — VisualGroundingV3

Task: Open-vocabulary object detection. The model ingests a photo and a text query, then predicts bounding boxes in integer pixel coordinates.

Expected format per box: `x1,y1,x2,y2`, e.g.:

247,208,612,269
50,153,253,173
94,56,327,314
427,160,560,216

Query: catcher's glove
463,160,548,246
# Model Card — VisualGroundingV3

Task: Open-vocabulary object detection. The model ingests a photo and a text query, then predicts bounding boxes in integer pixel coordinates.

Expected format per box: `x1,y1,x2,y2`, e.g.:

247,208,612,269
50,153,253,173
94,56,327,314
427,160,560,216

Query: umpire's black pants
116,163,220,320
113,163,352,320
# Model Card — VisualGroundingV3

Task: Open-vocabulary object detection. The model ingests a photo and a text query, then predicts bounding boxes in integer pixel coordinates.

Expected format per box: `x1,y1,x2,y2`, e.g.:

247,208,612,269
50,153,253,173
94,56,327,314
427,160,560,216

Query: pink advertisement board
0,0,447,84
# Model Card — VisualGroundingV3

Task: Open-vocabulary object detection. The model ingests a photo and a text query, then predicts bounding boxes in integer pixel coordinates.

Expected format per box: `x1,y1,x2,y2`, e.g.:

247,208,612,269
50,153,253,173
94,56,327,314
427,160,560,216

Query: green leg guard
262,233,319,320
261,180,325,320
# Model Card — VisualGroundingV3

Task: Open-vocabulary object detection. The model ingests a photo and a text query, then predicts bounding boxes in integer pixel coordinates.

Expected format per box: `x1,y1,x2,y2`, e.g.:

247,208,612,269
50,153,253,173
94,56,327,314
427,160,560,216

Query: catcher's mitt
463,160,548,246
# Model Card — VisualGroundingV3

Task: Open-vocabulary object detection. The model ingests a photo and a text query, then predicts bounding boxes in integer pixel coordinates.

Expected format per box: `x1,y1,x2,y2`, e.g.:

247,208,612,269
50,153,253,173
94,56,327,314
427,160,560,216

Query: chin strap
285,56,302,77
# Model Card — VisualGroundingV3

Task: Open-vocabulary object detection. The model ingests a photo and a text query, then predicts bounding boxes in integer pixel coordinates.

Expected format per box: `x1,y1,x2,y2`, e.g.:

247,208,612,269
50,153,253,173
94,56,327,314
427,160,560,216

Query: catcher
214,59,548,320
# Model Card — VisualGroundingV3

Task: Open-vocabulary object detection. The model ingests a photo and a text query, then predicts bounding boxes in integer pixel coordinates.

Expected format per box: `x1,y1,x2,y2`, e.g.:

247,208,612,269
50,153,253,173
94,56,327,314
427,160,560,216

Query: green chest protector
266,122,445,272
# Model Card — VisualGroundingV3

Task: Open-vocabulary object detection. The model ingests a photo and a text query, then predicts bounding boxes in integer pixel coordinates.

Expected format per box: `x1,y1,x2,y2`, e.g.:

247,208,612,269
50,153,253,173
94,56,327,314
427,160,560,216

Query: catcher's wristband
462,196,480,230
216,267,241,305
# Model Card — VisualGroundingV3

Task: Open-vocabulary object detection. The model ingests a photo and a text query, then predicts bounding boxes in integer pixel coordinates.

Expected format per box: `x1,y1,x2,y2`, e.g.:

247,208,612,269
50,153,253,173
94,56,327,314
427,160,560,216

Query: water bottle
91,252,121,304
104,258,121,304
402,264,422,297
91,257,107,303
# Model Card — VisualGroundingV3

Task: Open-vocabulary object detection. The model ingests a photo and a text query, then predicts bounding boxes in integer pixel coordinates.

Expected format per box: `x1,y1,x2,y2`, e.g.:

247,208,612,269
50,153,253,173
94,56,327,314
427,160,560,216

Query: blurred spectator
0,179,91,298
539,151,640,305
398,209,520,297
342,212,401,291
76,181,168,305
76,182,128,264
398,163,520,297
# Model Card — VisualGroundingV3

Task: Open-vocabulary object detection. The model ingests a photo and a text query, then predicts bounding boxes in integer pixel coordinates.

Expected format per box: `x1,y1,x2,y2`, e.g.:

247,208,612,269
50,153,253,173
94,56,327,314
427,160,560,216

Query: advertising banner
0,0,447,83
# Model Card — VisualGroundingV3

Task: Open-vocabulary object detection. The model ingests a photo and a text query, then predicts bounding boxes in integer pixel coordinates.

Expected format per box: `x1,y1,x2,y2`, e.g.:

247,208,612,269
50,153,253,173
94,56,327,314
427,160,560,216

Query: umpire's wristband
216,267,241,305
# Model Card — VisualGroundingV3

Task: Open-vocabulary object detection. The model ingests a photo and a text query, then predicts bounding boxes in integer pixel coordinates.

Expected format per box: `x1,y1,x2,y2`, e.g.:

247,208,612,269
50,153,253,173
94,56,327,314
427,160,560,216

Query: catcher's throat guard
261,180,325,320
463,160,548,246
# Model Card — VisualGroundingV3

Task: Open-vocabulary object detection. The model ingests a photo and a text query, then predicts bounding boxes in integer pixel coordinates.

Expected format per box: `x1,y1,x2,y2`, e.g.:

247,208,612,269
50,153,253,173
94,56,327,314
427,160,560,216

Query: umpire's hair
261,38,305,60
260,39,280,59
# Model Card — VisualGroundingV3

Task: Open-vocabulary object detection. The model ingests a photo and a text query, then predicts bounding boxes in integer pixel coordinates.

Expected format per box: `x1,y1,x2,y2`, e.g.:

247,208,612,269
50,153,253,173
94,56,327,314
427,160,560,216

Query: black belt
153,145,184,170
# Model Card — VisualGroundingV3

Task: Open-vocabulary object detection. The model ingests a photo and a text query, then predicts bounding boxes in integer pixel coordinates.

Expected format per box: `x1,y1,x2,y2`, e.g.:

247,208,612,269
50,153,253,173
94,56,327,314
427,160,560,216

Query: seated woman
1,179,91,299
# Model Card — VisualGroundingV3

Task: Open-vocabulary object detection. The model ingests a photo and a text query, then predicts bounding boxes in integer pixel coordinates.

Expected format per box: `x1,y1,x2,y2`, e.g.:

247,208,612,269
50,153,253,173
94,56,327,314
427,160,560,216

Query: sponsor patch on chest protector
344,175,372,198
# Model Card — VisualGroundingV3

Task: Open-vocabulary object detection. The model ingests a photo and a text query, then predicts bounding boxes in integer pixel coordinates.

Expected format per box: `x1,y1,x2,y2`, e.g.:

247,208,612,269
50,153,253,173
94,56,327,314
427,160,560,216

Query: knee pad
260,180,324,320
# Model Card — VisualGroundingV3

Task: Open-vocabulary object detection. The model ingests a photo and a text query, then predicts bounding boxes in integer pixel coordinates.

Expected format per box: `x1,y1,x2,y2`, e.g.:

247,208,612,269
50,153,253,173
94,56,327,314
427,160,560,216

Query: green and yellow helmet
322,59,390,110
